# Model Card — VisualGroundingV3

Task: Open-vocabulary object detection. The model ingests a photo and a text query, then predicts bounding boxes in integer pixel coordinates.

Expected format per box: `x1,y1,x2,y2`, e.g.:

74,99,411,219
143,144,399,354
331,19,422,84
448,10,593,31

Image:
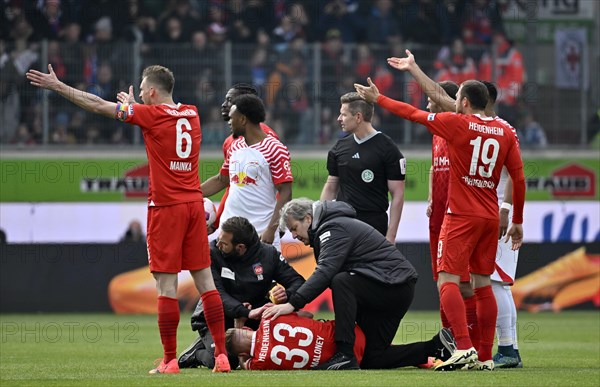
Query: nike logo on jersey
352,153,360,159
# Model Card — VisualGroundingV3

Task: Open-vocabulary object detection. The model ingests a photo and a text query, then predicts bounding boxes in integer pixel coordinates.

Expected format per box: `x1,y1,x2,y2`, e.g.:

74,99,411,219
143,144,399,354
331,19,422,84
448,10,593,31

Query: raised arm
387,50,456,112
354,78,430,124
27,64,117,118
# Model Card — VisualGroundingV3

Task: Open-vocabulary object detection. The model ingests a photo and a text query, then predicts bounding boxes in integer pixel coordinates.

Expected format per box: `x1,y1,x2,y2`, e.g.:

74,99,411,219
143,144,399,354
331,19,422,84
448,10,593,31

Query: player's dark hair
438,81,459,100
479,80,498,104
459,80,489,110
232,83,258,96
340,92,374,122
142,65,174,94
232,94,266,124
221,216,260,247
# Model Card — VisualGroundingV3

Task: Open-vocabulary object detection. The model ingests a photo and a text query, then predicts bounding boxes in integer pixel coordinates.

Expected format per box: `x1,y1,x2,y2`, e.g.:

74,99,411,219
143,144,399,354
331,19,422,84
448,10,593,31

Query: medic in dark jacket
286,200,418,310
263,200,420,370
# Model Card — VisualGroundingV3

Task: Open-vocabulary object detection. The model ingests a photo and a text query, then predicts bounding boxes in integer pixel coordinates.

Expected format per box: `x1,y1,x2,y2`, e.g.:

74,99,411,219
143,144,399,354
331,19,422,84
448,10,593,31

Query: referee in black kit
321,92,406,244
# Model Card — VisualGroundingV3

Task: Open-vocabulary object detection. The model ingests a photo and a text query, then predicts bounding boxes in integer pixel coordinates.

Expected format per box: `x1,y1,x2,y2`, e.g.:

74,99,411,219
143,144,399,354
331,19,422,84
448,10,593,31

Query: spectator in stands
161,16,185,44
397,0,447,45
0,39,22,143
79,0,127,42
461,0,504,45
520,111,548,149
434,38,477,85
121,220,145,243
12,123,34,146
30,0,66,41
318,0,365,43
272,15,303,51
0,228,6,245
479,32,524,125
354,44,375,80
51,112,75,144
60,22,84,85
367,0,401,45
159,0,201,42
228,11,255,44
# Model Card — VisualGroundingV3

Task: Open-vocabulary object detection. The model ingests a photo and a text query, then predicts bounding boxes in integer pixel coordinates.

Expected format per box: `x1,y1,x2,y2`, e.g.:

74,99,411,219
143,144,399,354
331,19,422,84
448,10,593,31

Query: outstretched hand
26,64,61,91
354,77,380,104
387,49,416,72
117,85,136,104
505,223,523,251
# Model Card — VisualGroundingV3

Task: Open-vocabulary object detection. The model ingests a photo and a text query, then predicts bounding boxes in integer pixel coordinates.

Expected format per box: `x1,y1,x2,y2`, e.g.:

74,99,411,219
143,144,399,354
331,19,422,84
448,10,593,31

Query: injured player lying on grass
225,310,457,370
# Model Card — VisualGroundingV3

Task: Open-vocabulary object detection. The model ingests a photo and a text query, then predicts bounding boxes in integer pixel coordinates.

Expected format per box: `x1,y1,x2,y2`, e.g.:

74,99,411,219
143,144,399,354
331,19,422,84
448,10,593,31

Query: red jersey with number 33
119,103,202,206
247,314,365,370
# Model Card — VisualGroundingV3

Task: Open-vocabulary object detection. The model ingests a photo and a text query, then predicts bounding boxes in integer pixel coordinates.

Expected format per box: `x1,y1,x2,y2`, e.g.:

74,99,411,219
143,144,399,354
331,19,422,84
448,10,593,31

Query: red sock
439,282,472,349
464,295,480,352
440,305,450,329
157,296,179,362
201,290,226,357
475,285,497,361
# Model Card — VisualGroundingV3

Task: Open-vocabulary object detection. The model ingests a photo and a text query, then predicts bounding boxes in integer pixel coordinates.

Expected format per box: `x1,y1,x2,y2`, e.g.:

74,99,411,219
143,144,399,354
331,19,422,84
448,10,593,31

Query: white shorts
491,237,519,285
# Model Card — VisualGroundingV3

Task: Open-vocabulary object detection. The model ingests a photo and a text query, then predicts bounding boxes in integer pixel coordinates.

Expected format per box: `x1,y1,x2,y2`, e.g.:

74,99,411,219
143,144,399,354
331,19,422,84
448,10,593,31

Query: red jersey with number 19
378,95,524,224
119,103,202,206
247,314,365,370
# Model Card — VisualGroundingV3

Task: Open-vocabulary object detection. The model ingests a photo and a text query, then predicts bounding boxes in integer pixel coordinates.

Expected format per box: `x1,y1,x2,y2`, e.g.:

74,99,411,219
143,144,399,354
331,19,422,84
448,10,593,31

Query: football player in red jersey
386,51,524,369
424,80,480,350
226,312,456,371
26,64,231,374
355,67,525,371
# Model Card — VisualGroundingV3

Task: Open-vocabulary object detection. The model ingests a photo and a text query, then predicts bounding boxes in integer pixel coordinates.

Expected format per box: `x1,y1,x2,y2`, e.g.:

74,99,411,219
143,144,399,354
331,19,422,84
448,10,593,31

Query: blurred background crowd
1,0,590,147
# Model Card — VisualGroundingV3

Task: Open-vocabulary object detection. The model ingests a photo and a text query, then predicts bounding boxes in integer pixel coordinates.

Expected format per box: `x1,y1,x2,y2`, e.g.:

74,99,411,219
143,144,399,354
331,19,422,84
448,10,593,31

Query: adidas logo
352,153,360,159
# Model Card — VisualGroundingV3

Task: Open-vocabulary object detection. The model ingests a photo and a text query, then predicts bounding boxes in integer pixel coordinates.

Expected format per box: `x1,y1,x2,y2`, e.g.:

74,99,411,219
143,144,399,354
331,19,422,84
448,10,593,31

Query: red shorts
147,201,210,273
437,214,498,277
430,229,470,282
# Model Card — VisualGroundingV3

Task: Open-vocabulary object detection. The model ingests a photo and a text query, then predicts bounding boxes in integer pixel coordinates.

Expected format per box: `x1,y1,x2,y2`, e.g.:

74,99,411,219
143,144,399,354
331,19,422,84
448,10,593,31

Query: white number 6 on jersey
176,118,192,158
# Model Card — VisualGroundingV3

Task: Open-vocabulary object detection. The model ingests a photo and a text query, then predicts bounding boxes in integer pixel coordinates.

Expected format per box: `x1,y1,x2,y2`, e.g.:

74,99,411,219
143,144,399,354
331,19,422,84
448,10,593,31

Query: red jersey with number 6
120,103,202,206
247,314,365,370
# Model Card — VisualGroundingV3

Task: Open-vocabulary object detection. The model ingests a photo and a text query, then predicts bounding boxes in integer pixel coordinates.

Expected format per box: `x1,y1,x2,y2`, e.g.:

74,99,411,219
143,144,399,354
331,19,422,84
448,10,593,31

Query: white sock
507,286,518,350
492,281,515,347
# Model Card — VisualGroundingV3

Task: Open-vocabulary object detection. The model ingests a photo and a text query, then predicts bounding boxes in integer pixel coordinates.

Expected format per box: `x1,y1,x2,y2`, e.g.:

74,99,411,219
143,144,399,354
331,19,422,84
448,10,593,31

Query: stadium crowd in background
1,0,525,146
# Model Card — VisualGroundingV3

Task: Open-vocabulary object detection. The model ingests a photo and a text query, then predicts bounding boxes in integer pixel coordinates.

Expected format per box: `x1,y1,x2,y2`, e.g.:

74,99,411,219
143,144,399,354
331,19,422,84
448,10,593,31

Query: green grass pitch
1,311,598,386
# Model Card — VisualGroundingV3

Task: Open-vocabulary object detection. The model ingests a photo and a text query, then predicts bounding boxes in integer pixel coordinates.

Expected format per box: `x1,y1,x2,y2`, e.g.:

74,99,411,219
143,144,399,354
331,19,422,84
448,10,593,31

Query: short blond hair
142,65,174,94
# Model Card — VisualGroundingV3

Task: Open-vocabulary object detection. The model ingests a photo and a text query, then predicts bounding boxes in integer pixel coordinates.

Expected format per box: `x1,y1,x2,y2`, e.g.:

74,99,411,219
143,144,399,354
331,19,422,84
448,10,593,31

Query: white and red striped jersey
220,135,293,235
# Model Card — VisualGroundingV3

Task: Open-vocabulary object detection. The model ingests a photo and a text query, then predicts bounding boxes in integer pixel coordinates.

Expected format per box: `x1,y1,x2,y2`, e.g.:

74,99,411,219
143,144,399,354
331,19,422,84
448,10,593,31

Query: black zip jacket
288,200,418,310
192,239,305,329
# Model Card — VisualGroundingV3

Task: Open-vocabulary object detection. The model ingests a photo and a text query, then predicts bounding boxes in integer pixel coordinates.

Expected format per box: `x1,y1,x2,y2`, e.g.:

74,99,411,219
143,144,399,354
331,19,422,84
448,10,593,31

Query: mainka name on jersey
468,122,504,136
257,319,271,362
164,108,196,117
462,175,496,189
170,161,192,171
